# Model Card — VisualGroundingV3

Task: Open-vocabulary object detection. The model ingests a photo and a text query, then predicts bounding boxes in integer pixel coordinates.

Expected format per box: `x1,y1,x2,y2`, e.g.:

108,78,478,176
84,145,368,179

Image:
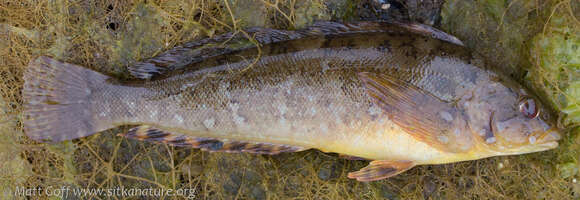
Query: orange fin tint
348,160,414,182
119,125,307,155
358,72,471,153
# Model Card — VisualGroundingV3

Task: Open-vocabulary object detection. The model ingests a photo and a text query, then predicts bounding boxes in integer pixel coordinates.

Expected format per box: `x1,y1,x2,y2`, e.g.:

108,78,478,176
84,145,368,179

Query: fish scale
22,21,561,182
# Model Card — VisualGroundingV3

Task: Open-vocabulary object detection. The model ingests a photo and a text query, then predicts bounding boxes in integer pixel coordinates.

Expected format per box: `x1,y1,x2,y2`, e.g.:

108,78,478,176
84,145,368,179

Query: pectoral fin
119,125,307,155
348,160,414,182
358,72,470,153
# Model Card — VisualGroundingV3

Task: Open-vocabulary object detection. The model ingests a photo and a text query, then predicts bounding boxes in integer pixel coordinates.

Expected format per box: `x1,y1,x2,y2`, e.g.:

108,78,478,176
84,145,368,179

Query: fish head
460,77,561,155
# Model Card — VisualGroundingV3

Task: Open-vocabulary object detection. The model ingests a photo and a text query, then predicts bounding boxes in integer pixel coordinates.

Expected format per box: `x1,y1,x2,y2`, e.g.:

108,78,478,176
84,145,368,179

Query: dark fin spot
128,21,461,80
119,125,308,155
166,135,187,146
225,142,247,151
197,138,223,151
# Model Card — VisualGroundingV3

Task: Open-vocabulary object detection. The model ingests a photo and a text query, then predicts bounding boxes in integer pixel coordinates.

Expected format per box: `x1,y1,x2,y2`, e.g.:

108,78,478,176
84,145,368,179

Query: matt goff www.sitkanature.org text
11,186,197,199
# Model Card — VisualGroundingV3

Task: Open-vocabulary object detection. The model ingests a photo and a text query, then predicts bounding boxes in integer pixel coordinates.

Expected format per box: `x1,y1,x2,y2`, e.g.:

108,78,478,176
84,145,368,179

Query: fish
22,21,562,182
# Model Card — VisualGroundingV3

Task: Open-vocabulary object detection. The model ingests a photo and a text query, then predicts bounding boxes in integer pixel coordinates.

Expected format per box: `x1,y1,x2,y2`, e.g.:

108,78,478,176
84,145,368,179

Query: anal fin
347,160,415,182
119,125,307,155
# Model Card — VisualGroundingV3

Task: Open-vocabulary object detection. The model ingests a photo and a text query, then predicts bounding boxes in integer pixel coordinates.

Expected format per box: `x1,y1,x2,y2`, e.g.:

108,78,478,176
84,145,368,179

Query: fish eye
519,98,539,119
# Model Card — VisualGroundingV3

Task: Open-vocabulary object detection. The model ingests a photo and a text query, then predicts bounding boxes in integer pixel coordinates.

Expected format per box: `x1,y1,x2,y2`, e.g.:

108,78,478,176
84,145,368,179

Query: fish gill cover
0,0,578,199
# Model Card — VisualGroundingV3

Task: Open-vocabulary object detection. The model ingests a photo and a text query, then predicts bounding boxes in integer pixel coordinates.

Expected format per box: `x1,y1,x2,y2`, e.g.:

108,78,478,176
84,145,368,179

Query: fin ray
23,57,109,142
348,160,415,182
120,125,308,155
358,72,471,152
129,21,463,80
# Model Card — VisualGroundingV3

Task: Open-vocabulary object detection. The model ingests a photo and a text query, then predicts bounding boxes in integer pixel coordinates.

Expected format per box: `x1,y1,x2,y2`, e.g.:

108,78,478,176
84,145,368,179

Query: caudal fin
22,56,108,142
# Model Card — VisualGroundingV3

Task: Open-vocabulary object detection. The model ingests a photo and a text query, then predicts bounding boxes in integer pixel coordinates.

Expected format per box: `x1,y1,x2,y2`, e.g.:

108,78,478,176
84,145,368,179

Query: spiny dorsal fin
304,21,463,46
127,27,303,80
358,72,473,153
128,21,463,80
347,160,415,182
119,125,307,155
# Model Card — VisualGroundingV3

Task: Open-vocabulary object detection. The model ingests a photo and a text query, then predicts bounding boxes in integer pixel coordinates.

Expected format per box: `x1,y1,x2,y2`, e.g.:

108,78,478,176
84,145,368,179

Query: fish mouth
538,141,559,149
523,128,561,152
488,128,561,156
503,128,561,155
496,140,559,156
534,128,562,145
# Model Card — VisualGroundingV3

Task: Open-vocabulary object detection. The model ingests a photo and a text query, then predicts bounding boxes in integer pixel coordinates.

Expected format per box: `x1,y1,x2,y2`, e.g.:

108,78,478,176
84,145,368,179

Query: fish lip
535,141,559,152
535,128,562,144
495,141,558,156
542,141,559,148
519,140,559,154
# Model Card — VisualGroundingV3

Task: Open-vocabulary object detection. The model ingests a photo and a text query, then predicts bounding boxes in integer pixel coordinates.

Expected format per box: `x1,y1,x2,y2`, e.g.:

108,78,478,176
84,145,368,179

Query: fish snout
534,128,562,145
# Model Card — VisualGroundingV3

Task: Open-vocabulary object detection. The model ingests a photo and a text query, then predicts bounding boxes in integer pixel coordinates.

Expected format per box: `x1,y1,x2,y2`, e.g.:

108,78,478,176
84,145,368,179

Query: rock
558,162,579,179
317,162,341,181
250,186,266,200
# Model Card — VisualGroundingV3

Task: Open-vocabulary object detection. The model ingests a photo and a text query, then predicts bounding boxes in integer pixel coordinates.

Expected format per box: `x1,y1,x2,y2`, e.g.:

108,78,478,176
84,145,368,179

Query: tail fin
22,56,108,142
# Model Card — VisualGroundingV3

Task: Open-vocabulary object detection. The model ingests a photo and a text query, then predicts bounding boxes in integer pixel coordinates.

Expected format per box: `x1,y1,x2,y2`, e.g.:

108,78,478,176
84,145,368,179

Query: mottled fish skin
88,28,484,164
24,22,560,168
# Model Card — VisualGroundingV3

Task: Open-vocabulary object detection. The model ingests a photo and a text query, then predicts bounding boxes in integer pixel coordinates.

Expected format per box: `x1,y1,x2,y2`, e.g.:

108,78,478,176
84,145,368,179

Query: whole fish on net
22,21,561,181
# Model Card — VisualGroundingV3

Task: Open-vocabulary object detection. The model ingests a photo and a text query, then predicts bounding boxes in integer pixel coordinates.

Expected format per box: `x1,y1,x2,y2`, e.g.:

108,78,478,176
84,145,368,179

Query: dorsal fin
303,21,463,46
119,125,308,155
127,27,303,80
128,21,464,80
